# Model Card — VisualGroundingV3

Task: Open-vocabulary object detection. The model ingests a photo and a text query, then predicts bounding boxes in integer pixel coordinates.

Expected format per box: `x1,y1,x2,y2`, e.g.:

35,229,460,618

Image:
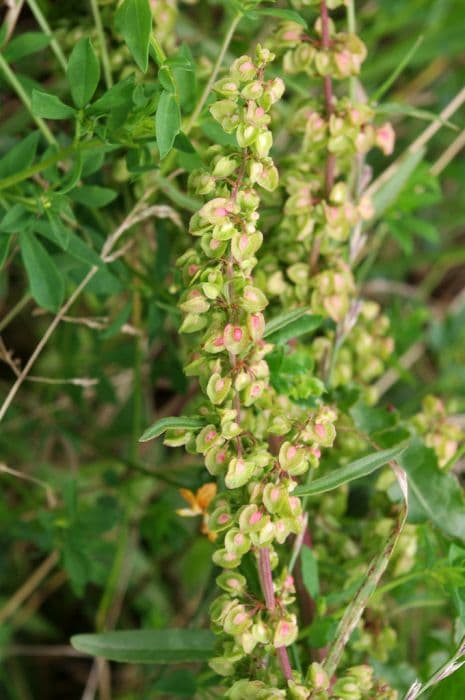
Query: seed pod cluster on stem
165,2,401,697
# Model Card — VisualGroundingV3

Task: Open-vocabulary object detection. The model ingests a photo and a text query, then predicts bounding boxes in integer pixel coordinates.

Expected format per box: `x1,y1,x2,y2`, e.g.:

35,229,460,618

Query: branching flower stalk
167,2,403,698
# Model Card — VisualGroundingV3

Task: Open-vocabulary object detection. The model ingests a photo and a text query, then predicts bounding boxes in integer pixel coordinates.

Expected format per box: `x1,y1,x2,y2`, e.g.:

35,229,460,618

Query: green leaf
0,234,12,268
266,314,322,345
67,38,101,108
70,629,215,663
252,8,308,28
3,32,51,62
264,308,313,337
19,233,64,311
156,90,181,160
375,102,458,131
114,0,152,73
396,439,465,542
301,547,319,598
372,35,424,103
372,148,425,217
295,444,408,496
31,90,76,120
139,416,206,442
69,185,117,208
0,132,39,179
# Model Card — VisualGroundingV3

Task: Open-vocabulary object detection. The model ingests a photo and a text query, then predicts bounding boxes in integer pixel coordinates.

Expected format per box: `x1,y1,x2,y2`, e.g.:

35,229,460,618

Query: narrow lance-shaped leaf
372,148,425,217
252,8,308,27
71,629,215,663
295,443,408,496
114,0,152,73
139,416,206,442
264,308,320,339
266,313,323,345
67,38,101,108
156,90,182,159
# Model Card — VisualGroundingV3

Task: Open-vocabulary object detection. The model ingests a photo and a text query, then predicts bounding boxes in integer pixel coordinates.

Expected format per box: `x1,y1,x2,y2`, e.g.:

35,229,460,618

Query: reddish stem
320,0,335,195
258,547,293,681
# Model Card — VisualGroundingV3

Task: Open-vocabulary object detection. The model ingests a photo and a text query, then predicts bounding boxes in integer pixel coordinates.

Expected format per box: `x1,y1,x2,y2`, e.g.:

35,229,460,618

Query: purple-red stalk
258,547,293,680
320,0,336,195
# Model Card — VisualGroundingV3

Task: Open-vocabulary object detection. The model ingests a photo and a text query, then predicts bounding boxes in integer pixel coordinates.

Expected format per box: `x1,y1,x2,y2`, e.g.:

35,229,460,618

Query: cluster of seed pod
169,44,340,690
167,2,401,695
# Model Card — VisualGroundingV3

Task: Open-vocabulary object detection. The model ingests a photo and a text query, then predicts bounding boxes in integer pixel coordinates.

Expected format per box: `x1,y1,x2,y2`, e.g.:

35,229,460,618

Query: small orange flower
177,483,217,542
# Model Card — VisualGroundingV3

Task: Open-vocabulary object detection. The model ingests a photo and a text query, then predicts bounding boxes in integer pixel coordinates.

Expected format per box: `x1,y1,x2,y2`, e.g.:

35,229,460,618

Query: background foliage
1,0,465,698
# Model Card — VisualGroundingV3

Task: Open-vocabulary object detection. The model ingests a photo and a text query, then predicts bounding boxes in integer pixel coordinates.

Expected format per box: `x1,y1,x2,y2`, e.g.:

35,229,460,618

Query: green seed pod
225,457,256,489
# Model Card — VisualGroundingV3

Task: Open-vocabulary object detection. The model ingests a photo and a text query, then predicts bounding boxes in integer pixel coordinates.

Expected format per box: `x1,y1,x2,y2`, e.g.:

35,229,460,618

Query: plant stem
184,12,242,135
0,53,56,146
258,547,293,681
89,0,113,89
0,293,31,331
0,139,102,192
26,0,67,72
320,0,335,195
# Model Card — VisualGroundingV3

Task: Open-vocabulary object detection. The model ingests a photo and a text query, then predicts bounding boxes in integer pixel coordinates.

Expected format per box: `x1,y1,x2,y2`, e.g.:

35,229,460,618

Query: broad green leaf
0,203,31,233
0,132,39,179
266,313,322,345
31,90,76,120
3,32,50,62
396,439,465,542
69,185,117,208
156,90,181,159
139,416,206,442
89,77,135,115
71,629,215,663
264,308,315,339
67,38,101,108
19,233,64,311
301,547,319,598
295,444,408,496
372,148,425,217
252,8,308,27
115,0,152,73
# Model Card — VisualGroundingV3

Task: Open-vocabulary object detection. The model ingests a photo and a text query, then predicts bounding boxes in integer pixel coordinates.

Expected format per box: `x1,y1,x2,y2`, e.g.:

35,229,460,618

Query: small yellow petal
176,508,199,518
196,482,217,510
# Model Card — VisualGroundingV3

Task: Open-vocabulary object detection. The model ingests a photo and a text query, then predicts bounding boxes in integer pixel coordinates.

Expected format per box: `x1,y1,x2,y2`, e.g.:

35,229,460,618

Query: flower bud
376,122,395,156
205,445,228,475
207,373,232,405
230,55,257,82
216,571,247,595
307,662,330,690
236,123,259,148
224,527,251,556
225,457,256,489
224,323,250,354
212,547,242,569
273,615,298,647
179,312,207,334
253,130,273,158
231,231,263,262
213,155,240,178
196,425,223,454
